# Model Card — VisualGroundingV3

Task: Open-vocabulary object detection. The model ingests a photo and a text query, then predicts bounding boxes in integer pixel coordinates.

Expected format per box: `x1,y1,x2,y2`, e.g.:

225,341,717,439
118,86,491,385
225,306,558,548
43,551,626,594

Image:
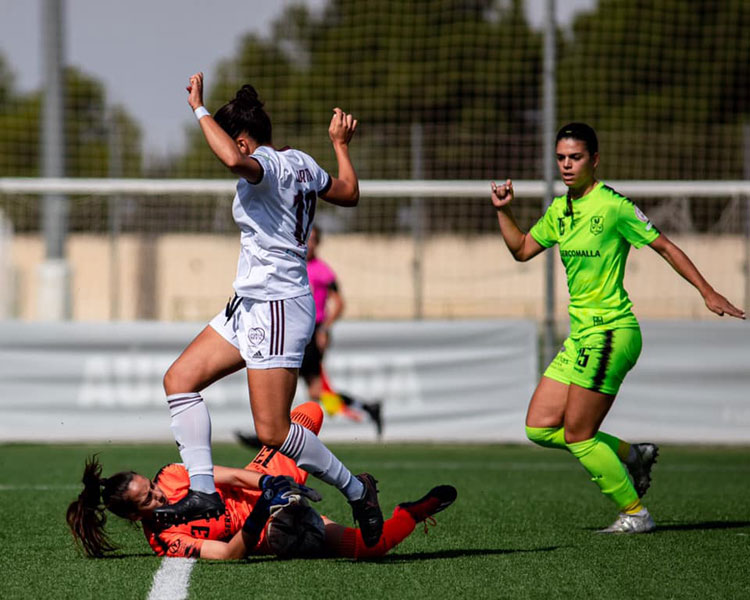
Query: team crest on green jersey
590,215,604,235
557,217,566,236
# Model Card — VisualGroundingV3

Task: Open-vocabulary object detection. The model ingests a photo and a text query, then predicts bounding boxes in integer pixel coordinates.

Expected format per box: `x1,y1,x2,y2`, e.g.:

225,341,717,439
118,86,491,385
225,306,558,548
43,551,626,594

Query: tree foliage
559,0,750,179
175,0,543,180
2,0,748,183
173,0,749,182
0,64,141,177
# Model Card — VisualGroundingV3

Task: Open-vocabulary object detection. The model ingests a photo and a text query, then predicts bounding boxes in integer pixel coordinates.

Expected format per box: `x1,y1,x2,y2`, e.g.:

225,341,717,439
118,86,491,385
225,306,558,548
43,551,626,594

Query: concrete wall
1,319,747,443
6,233,748,322
0,320,537,442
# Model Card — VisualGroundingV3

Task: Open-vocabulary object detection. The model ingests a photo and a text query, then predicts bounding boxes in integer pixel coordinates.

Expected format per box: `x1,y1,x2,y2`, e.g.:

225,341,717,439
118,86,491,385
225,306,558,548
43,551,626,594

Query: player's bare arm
491,179,545,262
198,531,249,560
649,234,745,319
320,108,360,207
213,466,264,490
316,287,344,351
186,71,263,183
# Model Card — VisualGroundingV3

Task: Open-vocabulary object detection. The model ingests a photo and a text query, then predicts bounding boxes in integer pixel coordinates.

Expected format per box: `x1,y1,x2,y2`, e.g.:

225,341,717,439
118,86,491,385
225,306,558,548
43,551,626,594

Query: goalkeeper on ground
67,402,456,560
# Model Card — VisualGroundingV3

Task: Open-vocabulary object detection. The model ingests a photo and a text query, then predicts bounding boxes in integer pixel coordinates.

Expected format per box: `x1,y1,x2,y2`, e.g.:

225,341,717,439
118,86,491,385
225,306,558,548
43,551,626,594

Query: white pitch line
370,461,750,473
0,484,79,491
147,557,196,600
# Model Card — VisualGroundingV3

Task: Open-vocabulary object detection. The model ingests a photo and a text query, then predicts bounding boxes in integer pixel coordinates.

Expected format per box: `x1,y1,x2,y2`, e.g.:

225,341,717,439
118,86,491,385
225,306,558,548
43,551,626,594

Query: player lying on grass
158,72,383,548
67,402,457,560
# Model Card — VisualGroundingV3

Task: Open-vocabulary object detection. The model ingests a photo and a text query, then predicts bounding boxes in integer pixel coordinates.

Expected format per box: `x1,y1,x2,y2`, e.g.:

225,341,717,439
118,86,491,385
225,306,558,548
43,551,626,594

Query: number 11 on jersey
294,190,317,246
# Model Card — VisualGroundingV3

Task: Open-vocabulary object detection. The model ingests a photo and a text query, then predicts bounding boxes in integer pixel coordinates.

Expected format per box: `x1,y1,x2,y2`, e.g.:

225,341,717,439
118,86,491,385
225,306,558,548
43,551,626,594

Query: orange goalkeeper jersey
142,402,320,558
142,463,261,558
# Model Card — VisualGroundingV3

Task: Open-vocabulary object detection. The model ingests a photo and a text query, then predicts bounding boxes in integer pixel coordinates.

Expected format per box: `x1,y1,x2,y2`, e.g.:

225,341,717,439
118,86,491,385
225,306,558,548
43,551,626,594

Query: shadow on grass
366,546,561,563
655,520,750,532
583,520,750,533
199,546,562,566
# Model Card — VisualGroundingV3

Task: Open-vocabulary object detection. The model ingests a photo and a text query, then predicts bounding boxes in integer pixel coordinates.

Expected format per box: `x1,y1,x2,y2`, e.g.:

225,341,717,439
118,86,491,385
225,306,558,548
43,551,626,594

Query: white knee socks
166,392,215,494
278,422,364,501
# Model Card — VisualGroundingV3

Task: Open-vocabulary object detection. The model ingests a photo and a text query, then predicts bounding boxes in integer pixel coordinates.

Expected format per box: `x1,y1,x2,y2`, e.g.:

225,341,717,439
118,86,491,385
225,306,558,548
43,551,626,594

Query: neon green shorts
543,328,643,395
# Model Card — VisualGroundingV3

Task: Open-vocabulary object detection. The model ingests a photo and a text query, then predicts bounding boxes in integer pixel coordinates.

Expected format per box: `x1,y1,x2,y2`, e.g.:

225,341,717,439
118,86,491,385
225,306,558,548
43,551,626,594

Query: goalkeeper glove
242,476,322,544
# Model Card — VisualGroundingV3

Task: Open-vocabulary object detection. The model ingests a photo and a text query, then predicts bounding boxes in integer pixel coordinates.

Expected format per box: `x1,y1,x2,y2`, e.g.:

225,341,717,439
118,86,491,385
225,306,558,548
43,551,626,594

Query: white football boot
598,508,656,534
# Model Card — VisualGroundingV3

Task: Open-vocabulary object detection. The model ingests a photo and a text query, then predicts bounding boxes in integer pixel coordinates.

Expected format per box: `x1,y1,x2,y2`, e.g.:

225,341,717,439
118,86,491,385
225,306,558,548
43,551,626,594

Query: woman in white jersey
152,72,384,548
491,122,744,534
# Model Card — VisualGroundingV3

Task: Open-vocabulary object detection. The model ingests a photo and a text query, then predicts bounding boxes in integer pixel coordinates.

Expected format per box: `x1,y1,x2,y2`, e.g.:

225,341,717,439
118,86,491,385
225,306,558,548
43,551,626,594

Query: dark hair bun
236,85,264,109
214,84,272,144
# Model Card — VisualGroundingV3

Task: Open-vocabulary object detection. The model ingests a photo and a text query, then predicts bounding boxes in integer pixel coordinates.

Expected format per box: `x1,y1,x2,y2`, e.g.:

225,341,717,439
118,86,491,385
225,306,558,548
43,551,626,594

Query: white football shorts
209,293,315,369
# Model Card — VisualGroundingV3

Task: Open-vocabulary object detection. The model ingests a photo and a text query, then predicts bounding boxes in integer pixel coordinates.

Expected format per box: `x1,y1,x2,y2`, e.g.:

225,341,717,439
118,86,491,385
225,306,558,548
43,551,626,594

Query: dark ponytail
565,189,575,227
66,456,137,558
214,84,272,145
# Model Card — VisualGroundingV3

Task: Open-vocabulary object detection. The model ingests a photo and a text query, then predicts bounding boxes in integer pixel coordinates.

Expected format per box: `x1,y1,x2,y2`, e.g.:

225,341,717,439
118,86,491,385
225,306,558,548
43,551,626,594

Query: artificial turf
1,443,749,599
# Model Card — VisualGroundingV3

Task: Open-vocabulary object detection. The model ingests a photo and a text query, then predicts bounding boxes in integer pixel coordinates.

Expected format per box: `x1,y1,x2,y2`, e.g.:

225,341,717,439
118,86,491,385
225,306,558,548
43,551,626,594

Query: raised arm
649,234,745,319
186,72,263,183
491,180,546,262
320,108,359,207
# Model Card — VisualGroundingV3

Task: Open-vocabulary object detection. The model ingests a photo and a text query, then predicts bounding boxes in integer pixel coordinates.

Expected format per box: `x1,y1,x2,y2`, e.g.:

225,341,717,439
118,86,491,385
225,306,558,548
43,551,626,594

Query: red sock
336,507,416,559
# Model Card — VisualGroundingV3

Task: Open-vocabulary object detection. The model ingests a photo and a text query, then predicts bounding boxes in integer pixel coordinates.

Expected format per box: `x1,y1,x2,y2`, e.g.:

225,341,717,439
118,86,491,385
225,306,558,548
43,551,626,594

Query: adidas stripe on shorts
543,327,643,396
209,293,316,369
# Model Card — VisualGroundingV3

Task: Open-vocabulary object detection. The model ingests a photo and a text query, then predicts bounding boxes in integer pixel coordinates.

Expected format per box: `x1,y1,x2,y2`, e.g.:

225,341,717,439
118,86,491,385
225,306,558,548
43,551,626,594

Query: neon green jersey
529,181,660,338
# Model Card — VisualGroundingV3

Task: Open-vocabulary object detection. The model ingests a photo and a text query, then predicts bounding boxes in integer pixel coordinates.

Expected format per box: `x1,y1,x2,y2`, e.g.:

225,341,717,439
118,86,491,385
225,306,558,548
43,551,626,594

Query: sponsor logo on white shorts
249,328,265,346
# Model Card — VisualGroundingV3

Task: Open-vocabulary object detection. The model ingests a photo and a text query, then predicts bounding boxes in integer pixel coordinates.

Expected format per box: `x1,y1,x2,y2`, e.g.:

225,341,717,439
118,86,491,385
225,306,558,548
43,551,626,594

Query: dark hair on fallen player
65,455,138,558
556,122,599,225
213,84,272,145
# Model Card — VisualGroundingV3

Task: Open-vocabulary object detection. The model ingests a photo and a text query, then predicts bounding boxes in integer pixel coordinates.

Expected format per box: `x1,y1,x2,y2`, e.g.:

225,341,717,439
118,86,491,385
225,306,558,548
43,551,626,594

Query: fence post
411,122,425,320
542,0,558,365
38,0,71,320
108,111,122,320
744,123,750,311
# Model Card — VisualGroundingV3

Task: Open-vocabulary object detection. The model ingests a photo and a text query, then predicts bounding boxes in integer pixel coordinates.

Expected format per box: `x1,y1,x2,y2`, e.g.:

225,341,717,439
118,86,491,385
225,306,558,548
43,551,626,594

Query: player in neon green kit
491,123,745,533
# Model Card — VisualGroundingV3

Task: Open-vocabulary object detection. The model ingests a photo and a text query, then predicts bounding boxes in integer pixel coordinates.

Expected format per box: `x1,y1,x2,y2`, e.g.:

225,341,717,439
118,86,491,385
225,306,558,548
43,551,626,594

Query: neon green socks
526,427,632,463
566,437,639,510
595,431,632,463
525,426,567,449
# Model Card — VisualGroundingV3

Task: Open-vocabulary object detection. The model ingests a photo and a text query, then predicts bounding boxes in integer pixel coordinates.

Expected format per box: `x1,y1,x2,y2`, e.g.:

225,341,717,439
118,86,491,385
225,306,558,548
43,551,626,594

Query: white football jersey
231,146,331,300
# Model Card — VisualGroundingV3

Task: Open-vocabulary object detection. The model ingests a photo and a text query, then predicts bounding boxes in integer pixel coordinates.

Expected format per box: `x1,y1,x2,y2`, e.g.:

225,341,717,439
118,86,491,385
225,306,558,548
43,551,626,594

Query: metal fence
1,179,747,325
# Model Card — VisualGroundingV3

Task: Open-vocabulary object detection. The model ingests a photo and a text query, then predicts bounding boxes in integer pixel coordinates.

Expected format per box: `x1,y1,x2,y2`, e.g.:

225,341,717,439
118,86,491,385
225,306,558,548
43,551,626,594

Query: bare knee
254,420,291,448
163,361,197,396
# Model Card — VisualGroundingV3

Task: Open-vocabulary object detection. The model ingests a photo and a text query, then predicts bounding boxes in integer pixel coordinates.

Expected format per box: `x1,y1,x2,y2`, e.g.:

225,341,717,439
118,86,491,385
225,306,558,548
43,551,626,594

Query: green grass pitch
2,443,749,599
